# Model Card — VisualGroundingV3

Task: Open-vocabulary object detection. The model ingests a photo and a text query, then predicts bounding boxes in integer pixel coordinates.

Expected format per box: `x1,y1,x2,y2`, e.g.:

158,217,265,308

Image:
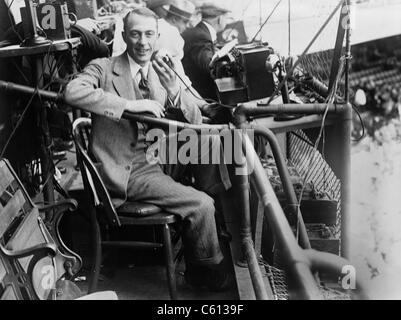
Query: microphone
151,49,173,68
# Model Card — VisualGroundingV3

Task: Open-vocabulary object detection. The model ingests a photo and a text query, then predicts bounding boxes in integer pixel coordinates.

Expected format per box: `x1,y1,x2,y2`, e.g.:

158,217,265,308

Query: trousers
125,128,230,266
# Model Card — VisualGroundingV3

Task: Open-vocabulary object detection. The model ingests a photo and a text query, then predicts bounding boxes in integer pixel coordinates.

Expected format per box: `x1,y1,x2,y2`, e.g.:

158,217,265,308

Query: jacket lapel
112,52,135,100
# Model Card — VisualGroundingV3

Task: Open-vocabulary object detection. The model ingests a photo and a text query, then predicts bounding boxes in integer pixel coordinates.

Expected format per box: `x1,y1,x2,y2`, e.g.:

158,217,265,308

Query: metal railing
0,80,366,299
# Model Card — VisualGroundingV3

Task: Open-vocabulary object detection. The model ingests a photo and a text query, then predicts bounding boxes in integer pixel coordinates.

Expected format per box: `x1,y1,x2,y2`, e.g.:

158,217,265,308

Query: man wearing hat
157,0,195,60
146,0,194,87
146,0,170,19
182,2,231,123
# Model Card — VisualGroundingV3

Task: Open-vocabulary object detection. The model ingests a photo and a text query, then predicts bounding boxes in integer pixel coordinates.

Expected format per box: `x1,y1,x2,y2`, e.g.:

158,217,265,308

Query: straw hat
166,0,196,20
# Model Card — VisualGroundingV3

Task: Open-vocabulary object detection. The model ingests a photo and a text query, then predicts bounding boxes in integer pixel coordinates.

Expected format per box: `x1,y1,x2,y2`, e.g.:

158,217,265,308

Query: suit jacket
65,52,203,205
182,22,217,101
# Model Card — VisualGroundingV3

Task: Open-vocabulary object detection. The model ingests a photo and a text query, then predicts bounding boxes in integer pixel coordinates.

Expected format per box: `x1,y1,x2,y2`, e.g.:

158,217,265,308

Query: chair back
72,118,121,227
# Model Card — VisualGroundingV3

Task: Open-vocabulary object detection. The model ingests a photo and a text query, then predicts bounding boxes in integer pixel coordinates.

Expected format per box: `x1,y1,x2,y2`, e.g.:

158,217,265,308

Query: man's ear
122,31,127,44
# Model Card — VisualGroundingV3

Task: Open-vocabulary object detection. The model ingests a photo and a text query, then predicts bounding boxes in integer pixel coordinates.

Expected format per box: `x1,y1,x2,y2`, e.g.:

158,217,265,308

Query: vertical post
163,224,178,300
236,130,269,300
344,0,352,104
288,0,291,56
341,0,352,260
339,104,352,260
328,0,347,94
259,0,263,41
32,55,55,211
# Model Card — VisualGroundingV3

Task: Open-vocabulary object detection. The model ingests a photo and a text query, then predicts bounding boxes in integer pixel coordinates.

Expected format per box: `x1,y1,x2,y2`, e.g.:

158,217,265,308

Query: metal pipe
234,103,345,120
341,0,352,260
344,0,352,105
289,261,323,300
339,104,352,259
244,135,366,299
235,134,270,299
243,236,269,300
0,80,62,101
243,135,323,299
304,249,369,300
252,125,311,250
234,101,352,261
123,111,230,132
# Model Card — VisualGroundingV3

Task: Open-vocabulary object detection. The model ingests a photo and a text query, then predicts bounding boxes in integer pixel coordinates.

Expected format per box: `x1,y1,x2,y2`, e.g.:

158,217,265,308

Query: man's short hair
123,7,159,32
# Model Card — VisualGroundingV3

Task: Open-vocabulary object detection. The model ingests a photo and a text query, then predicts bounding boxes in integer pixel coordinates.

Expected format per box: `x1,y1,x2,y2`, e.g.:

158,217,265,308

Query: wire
265,0,345,106
295,51,346,210
169,65,235,110
351,104,366,142
290,131,315,148
0,89,38,158
11,59,30,85
0,40,60,159
251,0,283,43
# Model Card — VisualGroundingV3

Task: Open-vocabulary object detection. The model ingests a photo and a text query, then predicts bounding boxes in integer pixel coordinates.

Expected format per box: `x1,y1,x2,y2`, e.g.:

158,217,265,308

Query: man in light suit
65,7,231,290
147,0,194,87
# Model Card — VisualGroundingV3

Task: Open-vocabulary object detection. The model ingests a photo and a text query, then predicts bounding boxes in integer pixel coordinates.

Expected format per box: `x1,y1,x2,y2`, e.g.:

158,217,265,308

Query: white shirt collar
127,53,150,81
202,21,217,43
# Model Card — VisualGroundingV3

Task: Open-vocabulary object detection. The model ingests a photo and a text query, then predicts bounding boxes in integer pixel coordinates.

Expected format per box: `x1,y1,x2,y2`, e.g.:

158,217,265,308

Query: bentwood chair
72,118,179,300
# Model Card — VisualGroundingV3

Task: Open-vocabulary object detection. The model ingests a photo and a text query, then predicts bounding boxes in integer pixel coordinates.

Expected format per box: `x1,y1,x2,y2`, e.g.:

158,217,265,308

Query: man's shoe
184,265,206,288
184,263,232,292
206,263,232,292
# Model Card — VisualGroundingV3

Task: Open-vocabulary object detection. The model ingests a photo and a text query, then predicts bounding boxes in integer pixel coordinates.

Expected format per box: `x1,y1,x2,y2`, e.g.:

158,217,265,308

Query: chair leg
162,224,178,300
88,206,102,294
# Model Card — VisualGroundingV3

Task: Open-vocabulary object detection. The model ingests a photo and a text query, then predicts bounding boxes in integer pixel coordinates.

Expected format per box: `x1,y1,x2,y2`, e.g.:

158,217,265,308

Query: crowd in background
350,35,401,140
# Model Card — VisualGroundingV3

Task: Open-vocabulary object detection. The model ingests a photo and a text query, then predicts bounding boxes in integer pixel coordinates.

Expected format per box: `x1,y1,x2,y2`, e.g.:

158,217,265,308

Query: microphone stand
273,61,302,121
21,0,50,47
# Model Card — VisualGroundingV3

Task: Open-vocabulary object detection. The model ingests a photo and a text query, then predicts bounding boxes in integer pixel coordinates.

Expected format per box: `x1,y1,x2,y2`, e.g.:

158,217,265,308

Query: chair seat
116,201,177,225
117,201,163,217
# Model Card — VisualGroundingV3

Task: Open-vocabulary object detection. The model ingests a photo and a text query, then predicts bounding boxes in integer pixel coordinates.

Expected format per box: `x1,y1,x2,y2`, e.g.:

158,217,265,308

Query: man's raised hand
152,53,180,100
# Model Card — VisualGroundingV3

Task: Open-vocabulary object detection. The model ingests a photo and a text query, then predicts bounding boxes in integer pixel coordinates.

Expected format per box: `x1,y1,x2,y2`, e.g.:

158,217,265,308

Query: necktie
138,68,150,100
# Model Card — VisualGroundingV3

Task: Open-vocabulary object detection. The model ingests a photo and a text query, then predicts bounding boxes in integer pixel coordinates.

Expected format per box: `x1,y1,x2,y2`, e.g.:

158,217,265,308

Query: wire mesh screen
288,130,342,236
265,265,290,300
298,49,346,99
263,261,350,300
